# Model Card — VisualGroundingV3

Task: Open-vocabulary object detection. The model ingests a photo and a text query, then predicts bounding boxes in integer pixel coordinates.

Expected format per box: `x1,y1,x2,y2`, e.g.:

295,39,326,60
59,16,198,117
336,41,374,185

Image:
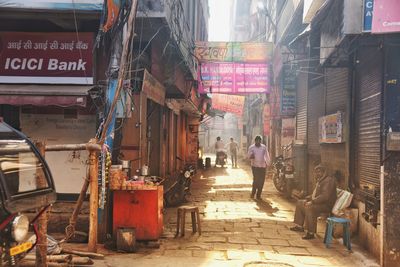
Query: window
0,141,49,196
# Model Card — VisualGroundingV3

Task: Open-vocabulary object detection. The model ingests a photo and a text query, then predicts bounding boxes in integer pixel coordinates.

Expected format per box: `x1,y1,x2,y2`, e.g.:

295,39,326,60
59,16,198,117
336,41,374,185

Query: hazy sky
208,0,232,41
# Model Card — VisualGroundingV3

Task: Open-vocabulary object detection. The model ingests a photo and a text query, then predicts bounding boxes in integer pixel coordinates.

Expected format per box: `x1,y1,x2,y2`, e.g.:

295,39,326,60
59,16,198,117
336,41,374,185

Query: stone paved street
92,160,379,267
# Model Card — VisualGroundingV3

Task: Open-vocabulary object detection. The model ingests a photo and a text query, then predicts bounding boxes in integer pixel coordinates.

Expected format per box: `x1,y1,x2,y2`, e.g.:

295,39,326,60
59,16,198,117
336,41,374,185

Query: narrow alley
1,1,400,266
93,159,378,267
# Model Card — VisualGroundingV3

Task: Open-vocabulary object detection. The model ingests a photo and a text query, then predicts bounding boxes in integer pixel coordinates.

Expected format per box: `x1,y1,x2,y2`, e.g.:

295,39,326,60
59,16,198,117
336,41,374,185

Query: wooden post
88,150,99,252
35,141,48,267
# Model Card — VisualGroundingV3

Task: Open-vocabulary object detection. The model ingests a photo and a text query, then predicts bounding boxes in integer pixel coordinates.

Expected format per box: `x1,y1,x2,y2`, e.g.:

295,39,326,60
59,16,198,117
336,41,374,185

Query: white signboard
20,113,96,194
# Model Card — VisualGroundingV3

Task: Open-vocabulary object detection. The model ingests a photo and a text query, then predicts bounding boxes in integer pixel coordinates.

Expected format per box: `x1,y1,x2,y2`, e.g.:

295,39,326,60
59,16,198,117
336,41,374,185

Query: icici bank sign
0,32,94,84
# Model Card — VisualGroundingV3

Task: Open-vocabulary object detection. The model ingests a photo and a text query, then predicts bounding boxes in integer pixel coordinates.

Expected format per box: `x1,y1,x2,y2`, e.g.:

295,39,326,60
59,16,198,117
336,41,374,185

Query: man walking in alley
247,135,270,200
227,137,239,168
290,164,337,239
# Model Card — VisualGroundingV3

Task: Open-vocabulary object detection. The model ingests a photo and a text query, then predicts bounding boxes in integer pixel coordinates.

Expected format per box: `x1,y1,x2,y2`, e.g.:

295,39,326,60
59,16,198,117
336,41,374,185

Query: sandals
289,226,304,232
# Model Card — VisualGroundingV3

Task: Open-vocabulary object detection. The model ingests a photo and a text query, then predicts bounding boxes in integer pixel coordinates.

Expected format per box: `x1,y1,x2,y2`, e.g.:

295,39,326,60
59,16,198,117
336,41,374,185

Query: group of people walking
214,135,338,240
214,136,239,168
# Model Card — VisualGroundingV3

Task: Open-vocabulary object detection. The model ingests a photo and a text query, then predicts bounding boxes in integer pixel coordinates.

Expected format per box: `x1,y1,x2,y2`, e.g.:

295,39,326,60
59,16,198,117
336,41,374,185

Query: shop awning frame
0,84,93,107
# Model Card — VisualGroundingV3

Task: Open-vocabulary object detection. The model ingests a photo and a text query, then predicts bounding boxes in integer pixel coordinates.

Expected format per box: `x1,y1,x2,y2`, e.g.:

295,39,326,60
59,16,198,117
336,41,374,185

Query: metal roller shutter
355,47,382,190
307,82,324,155
325,68,349,114
296,70,308,142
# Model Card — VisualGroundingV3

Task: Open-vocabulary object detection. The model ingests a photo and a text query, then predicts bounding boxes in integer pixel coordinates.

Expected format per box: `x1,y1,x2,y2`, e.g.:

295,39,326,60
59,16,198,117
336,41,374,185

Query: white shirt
215,140,225,152
247,144,270,168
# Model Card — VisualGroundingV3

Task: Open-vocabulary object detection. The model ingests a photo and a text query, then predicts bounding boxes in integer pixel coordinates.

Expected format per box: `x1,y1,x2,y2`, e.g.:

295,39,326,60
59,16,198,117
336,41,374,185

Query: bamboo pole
60,249,104,260
35,141,48,267
88,149,99,252
0,139,102,251
46,143,101,152
24,255,72,263
0,142,101,154
20,261,68,267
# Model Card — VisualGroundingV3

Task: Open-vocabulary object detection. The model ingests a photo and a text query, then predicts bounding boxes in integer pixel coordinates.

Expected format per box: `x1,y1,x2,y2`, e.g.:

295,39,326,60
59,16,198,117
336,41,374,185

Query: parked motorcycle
164,163,195,207
0,121,57,266
215,151,227,167
271,155,295,198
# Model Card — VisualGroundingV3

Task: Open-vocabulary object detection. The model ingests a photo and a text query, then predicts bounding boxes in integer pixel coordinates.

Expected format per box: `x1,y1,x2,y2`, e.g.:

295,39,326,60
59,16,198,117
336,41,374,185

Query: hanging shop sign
263,104,271,136
0,32,94,84
282,117,295,146
270,85,281,117
371,0,400,34
280,66,296,116
319,112,344,143
195,42,272,63
363,0,374,32
0,0,103,11
142,69,166,106
211,94,245,116
238,117,243,130
199,62,270,94
272,45,283,83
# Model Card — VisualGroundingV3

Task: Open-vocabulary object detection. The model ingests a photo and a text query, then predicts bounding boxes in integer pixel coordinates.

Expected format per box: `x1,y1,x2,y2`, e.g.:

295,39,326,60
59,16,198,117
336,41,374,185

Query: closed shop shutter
296,70,308,141
307,82,325,155
354,47,382,190
325,68,349,114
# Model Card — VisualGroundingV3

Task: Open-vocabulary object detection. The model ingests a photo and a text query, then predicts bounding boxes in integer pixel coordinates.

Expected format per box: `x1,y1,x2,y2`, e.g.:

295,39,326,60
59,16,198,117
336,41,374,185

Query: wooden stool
176,206,201,237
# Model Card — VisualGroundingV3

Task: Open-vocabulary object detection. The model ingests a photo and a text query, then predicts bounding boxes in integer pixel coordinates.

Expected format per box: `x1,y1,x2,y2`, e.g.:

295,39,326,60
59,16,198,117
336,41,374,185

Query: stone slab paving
85,157,379,267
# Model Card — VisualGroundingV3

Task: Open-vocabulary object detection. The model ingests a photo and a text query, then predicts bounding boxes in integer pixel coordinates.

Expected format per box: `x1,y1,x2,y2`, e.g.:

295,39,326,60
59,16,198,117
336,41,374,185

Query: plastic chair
323,217,352,251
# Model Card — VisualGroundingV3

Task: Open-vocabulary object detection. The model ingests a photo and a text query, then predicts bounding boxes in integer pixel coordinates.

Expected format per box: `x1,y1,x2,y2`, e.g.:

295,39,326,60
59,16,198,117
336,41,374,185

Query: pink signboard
371,0,400,34
211,94,245,116
198,62,270,94
195,42,273,62
0,32,94,84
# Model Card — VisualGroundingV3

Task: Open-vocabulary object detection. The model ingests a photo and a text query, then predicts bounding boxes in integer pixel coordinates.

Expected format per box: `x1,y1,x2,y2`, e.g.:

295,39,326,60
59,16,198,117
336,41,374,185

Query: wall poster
319,111,344,143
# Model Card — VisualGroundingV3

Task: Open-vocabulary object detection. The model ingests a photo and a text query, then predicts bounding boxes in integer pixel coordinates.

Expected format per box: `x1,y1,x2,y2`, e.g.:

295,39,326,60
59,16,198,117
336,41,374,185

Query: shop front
0,31,97,198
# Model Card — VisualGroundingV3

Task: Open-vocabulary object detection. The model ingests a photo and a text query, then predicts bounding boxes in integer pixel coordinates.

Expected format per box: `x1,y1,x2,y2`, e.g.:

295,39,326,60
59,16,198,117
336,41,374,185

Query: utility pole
99,0,138,144
91,0,138,252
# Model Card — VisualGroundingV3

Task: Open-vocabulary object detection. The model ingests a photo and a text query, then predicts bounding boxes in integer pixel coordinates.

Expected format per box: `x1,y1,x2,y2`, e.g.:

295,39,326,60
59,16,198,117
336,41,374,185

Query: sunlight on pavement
98,162,379,267
200,166,293,222
142,160,380,267
202,200,292,222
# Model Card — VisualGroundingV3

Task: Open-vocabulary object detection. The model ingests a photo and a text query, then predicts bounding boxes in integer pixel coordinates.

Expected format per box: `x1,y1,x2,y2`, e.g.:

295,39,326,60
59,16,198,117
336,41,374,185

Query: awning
0,85,93,107
0,1,103,11
166,98,202,117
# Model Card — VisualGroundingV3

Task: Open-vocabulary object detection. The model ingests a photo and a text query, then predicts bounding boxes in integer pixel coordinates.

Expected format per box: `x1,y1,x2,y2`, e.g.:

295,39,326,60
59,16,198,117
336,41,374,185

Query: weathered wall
120,93,144,173
20,110,96,194
320,143,346,188
356,201,381,260
384,154,400,266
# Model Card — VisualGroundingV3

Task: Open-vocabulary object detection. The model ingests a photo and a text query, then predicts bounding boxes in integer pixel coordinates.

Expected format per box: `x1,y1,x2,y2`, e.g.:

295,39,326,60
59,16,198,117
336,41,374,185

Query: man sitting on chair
290,164,337,239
